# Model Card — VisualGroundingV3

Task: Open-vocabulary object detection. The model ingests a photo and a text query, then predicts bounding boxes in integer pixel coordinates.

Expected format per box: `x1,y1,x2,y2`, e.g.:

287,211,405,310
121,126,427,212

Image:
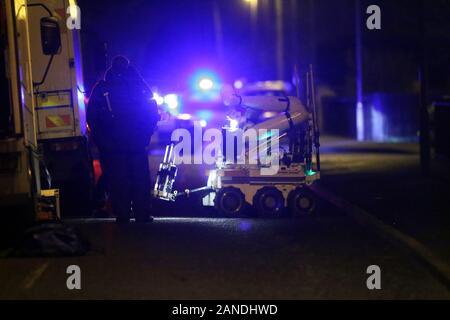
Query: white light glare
262,111,277,118
199,78,214,91
153,92,164,106
234,80,244,89
164,94,179,109
227,116,239,131
178,113,192,120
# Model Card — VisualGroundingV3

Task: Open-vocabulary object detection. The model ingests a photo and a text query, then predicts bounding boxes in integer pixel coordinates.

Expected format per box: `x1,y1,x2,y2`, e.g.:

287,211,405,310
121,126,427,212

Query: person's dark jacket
87,66,159,153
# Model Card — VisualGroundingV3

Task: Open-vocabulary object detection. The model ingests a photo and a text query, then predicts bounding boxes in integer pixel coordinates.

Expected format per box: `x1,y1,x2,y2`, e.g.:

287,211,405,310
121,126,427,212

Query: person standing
87,56,159,223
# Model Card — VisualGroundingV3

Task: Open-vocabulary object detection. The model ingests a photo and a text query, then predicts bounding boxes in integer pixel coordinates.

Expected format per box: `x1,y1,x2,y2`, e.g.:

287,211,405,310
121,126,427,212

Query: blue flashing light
196,110,213,121
189,69,222,102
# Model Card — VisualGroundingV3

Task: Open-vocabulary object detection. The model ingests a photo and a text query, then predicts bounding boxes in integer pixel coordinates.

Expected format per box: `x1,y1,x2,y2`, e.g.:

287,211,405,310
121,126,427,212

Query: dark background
78,0,450,91
78,0,450,140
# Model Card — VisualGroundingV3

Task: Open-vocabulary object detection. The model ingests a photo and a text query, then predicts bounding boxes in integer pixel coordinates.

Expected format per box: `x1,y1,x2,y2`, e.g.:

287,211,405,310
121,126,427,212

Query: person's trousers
100,150,151,220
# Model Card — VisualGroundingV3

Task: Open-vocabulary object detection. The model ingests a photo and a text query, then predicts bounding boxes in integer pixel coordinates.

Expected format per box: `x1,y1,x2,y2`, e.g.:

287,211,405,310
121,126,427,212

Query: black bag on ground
12,223,90,257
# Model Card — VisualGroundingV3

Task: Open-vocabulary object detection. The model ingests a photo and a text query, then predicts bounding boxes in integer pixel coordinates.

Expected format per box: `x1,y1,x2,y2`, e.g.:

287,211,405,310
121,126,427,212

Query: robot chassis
153,67,321,218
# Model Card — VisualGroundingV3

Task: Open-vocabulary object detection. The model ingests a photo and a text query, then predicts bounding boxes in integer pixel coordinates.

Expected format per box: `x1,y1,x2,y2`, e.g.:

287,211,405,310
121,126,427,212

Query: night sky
79,0,270,90
78,0,450,99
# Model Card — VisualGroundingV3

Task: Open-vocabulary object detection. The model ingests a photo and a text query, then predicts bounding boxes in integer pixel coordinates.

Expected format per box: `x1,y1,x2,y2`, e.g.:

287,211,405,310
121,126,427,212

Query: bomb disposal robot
153,68,321,217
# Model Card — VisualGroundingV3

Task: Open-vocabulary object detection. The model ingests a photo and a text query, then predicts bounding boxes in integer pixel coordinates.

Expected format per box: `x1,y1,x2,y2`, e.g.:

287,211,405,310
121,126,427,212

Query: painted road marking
22,262,50,289
312,184,450,289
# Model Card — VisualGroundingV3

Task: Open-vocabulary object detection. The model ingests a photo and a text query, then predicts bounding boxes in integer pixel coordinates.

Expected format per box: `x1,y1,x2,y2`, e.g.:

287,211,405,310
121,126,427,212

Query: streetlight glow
244,0,258,8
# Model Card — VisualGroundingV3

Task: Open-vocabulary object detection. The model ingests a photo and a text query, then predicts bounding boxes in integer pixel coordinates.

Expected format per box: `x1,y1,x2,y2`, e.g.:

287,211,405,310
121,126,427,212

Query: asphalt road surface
0,139,449,299
0,206,449,299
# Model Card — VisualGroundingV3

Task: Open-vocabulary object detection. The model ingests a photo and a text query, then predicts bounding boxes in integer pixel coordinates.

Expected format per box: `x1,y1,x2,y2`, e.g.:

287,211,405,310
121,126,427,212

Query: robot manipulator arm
224,93,311,135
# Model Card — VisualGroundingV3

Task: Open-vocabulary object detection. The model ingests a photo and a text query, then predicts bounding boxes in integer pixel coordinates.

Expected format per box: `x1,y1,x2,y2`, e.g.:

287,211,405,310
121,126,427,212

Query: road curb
311,184,450,290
